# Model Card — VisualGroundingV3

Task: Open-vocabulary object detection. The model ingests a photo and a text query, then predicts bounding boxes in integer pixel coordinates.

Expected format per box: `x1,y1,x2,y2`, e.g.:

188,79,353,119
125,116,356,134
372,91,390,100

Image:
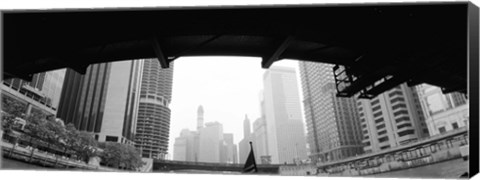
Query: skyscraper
57,60,143,145
135,59,174,159
299,62,363,163
263,66,308,164
222,133,238,164
252,117,269,163
357,83,430,153
415,84,469,136
197,105,204,130
173,129,196,161
199,121,224,163
238,115,253,163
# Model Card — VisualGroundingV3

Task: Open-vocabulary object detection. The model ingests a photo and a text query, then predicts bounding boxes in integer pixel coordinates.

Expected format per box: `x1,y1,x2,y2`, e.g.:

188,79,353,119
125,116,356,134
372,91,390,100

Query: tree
72,131,98,163
62,123,79,155
1,95,27,118
99,142,145,170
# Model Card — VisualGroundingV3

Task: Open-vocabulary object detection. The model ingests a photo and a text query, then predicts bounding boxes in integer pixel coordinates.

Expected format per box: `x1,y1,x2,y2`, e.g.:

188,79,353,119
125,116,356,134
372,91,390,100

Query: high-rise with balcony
357,83,430,154
263,66,308,164
299,62,363,163
3,69,66,116
135,59,174,159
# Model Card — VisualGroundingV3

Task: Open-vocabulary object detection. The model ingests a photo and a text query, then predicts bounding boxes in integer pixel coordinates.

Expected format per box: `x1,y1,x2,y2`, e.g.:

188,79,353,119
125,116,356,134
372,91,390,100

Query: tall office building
238,115,253,163
222,133,238,164
135,59,174,159
253,117,269,163
415,84,469,136
198,121,224,163
3,69,66,116
197,105,204,130
357,83,430,154
173,129,196,161
56,60,143,145
299,62,363,163
263,66,308,164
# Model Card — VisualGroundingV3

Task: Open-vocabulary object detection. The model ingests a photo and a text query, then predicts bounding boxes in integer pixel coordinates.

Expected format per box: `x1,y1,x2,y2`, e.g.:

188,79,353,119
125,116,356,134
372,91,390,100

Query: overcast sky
167,56,303,157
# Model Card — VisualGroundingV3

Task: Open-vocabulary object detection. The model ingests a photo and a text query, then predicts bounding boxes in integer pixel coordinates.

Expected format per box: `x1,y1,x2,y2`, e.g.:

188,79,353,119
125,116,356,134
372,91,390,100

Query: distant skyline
168,57,303,157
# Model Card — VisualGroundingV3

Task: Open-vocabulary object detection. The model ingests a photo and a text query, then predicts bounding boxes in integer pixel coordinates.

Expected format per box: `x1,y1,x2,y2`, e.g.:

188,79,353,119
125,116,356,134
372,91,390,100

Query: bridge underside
3,2,476,98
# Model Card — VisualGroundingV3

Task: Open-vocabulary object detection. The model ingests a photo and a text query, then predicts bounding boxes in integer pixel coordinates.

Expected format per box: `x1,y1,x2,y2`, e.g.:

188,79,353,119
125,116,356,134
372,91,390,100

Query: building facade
415,84,469,136
2,69,66,116
263,66,308,164
56,60,143,145
299,62,364,163
357,83,430,154
135,59,174,159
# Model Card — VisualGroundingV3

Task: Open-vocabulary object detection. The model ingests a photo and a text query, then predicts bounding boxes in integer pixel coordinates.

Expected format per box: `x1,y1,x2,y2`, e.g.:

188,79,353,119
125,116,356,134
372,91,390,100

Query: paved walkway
369,158,469,179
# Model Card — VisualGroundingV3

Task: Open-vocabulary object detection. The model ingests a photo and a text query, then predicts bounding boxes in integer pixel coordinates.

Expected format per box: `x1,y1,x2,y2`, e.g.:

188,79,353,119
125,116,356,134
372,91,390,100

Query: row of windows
378,130,387,136
378,136,389,143
398,129,415,137
376,123,386,130
373,111,383,118
372,105,381,112
397,123,412,129
392,103,407,110
393,110,409,117
388,91,403,97
390,97,405,104
374,117,384,124
370,99,380,106
395,116,410,123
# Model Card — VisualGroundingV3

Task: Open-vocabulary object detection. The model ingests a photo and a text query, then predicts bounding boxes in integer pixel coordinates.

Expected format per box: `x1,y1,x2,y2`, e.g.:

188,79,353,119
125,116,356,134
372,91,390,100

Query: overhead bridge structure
2,2,478,98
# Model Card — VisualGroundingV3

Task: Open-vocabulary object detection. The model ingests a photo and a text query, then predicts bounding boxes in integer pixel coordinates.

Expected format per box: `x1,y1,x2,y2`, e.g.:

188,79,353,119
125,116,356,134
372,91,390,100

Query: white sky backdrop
167,57,304,157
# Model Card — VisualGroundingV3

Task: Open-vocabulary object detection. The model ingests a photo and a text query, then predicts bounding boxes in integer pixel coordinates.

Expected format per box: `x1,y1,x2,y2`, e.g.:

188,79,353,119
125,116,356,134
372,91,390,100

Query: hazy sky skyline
167,56,304,157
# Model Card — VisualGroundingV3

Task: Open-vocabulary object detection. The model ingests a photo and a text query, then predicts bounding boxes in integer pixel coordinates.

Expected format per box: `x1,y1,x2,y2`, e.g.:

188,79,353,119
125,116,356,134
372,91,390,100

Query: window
397,123,412,129
380,145,391,150
438,127,447,134
393,110,408,117
395,117,410,123
372,105,381,112
378,136,389,143
390,97,405,104
375,117,384,124
376,123,386,131
389,91,403,97
106,136,119,142
378,130,387,136
371,99,380,106
373,111,383,118
398,130,415,137
392,104,407,110
452,122,459,129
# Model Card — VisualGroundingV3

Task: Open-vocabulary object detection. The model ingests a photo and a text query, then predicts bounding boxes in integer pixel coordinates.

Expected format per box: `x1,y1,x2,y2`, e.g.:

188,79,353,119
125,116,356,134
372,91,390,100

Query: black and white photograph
1,1,478,180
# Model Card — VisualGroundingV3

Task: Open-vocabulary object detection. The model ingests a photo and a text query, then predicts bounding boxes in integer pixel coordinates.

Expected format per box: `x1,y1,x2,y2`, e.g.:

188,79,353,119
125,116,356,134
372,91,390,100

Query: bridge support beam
151,35,170,69
261,36,293,69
